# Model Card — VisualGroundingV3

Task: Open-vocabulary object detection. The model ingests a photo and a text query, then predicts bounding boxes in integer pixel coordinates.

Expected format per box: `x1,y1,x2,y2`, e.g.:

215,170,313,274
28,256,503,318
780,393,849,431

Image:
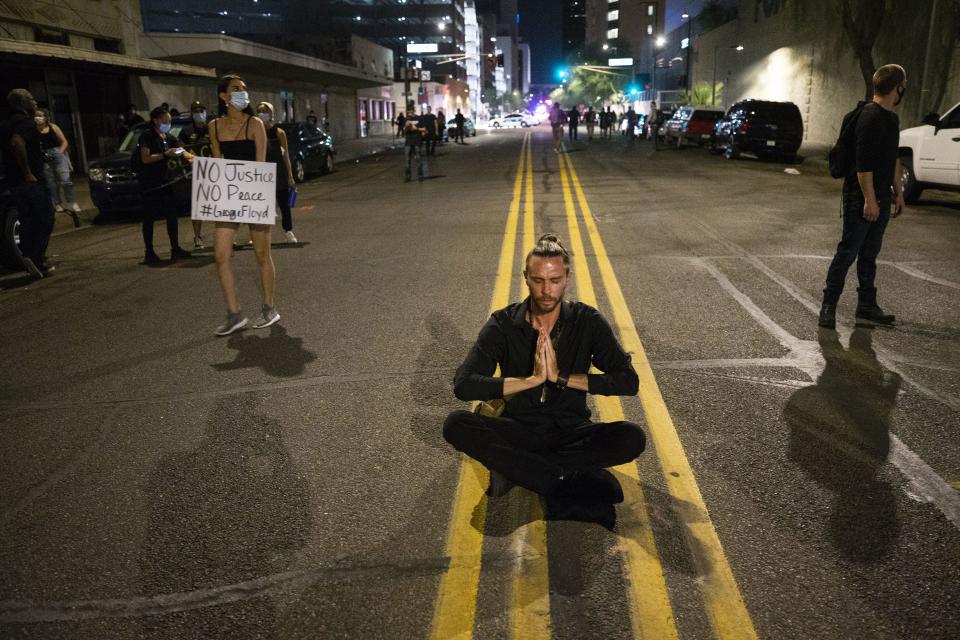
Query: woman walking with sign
256,101,298,244
209,74,278,336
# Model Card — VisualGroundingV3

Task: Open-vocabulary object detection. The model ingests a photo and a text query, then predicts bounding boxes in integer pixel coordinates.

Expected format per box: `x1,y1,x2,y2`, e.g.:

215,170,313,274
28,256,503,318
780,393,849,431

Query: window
607,10,619,20
93,37,121,53
648,5,654,16
647,24,653,35
34,28,68,45
942,106,960,129
607,28,618,39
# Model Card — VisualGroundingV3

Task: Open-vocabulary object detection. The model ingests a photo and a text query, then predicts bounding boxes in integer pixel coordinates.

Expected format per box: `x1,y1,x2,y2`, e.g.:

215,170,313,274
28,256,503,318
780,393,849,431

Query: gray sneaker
215,313,248,336
251,305,280,329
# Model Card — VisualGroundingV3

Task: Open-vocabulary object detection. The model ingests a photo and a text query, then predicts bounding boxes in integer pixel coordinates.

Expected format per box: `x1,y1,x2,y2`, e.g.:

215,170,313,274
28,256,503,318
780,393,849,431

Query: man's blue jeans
11,181,55,266
823,186,891,307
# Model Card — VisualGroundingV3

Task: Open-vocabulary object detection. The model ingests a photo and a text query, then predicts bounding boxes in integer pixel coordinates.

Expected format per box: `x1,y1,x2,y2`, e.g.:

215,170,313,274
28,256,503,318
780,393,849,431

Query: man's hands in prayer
540,327,559,383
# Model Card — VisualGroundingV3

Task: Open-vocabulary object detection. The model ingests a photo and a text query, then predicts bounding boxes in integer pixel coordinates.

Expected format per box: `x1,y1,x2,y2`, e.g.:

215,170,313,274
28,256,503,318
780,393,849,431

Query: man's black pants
823,187,891,306
443,410,646,496
11,182,55,266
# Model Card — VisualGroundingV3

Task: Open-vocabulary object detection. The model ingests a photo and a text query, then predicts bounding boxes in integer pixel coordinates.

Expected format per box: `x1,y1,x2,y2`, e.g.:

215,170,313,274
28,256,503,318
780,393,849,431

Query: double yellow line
431,135,757,640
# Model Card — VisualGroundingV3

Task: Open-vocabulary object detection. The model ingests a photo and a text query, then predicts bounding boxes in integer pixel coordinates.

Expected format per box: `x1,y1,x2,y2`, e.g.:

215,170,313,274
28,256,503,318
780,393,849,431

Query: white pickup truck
899,102,960,203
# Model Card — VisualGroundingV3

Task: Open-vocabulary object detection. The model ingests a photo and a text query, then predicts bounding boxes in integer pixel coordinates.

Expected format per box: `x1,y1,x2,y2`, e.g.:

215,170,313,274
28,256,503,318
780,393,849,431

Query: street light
681,13,693,91
712,44,744,106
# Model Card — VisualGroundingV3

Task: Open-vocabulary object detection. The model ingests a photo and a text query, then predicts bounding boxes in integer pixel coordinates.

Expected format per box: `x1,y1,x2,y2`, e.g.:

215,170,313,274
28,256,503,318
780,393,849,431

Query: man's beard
531,293,563,314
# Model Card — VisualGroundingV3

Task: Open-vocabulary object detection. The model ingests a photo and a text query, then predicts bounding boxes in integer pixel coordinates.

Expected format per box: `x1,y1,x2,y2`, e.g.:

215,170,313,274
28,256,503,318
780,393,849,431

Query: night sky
519,0,562,84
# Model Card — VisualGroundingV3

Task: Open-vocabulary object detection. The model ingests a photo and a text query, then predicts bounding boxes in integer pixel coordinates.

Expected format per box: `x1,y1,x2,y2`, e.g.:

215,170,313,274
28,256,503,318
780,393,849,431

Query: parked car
279,122,334,183
712,99,804,162
664,106,724,148
87,116,199,216
490,113,536,128
899,103,960,203
0,164,21,270
447,118,477,138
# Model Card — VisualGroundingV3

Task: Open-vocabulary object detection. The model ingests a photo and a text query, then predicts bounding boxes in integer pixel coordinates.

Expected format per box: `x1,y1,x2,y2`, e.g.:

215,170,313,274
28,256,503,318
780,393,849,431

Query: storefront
0,38,214,173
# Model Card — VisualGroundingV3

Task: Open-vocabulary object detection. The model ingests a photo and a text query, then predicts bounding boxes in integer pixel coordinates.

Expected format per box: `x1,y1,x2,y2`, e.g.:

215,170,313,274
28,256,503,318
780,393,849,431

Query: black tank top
40,127,60,150
214,115,256,161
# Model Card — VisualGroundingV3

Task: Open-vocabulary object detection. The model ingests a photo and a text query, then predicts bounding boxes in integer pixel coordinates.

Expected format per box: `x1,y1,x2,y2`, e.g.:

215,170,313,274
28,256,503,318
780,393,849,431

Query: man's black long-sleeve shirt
454,298,639,427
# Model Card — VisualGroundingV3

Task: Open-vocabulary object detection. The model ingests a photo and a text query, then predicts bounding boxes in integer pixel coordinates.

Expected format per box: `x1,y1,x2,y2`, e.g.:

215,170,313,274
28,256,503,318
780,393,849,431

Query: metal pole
402,55,412,111
685,17,692,92
919,0,939,115
711,45,718,106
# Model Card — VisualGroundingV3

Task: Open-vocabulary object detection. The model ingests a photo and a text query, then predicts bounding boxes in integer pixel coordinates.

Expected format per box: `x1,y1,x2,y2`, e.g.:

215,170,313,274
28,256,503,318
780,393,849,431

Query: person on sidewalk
1,89,55,278
395,111,406,139
453,109,466,144
209,74,279,336
437,109,446,146
567,106,580,141
421,106,438,156
181,100,213,249
585,106,597,141
443,234,646,509
403,110,426,182
549,103,566,153
257,101,298,244
35,109,81,226
819,64,908,329
136,106,193,266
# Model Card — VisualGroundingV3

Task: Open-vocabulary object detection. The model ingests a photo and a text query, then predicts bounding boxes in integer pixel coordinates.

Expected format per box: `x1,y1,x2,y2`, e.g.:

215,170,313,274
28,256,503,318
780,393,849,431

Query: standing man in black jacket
820,64,907,329
443,234,646,505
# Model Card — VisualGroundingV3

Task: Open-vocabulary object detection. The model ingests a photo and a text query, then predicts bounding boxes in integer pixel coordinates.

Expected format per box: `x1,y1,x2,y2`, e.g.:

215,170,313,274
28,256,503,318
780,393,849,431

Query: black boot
856,288,895,326
818,303,837,329
485,470,515,498
856,305,896,326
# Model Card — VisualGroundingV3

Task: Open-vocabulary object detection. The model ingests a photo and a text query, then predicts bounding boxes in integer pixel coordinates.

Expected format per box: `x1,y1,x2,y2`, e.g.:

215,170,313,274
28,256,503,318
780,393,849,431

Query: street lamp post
682,13,692,92
711,44,743,106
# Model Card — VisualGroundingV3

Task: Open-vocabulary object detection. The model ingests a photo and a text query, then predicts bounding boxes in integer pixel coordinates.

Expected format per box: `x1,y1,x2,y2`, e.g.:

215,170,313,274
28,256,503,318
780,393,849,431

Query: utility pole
683,13,693,91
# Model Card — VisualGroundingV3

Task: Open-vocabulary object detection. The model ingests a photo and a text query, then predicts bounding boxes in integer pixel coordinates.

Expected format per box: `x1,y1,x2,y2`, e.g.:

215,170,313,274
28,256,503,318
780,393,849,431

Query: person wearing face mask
819,64,909,330
181,100,213,249
137,106,194,264
208,74,277,336
256,101,297,244
35,108,81,226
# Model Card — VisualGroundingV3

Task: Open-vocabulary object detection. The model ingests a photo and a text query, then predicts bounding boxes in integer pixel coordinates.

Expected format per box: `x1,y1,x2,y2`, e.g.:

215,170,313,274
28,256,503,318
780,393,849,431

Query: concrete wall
689,0,960,145
351,35,395,79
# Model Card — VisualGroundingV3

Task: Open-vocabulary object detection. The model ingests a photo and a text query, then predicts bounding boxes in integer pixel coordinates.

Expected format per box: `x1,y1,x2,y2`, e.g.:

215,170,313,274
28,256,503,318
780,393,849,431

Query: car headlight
88,168,105,182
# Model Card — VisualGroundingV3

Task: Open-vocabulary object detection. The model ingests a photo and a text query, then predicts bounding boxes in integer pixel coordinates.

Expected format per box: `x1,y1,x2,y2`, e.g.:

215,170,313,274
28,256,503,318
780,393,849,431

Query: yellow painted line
563,152,759,640
430,133,529,640
559,153,679,640
509,135,552,640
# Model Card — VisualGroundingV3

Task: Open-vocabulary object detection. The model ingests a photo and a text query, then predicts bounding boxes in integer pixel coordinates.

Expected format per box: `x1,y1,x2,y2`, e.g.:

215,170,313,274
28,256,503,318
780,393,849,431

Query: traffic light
557,68,568,80
628,86,639,96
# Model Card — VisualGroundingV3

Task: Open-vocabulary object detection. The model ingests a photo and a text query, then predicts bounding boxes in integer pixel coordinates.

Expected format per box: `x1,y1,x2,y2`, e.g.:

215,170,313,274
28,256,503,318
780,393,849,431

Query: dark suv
0,165,21,270
712,100,804,162
87,116,203,216
278,122,334,183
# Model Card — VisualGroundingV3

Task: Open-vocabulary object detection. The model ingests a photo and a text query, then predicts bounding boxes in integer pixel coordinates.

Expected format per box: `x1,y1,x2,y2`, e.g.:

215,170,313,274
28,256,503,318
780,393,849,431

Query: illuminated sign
608,58,634,67
406,43,439,53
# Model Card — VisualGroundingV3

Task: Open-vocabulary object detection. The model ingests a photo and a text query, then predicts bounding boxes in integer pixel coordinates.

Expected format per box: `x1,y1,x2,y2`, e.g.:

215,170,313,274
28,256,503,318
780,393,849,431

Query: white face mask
193,112,207,124
257,112,271,125
230,91,250,110
35,116,45,125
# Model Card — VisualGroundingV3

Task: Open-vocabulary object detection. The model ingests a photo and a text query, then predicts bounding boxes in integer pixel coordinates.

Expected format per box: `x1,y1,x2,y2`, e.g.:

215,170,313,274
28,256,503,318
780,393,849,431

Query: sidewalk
52,133,405,238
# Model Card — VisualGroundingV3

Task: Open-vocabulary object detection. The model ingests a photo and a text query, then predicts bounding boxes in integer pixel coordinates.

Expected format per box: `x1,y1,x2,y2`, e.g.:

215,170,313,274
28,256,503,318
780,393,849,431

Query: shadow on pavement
139,393,313,638
784,327,901,562
212,324,317,377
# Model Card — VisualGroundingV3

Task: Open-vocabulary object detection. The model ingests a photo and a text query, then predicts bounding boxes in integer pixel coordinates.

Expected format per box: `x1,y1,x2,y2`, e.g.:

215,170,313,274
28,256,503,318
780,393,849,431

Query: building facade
562,0,587,62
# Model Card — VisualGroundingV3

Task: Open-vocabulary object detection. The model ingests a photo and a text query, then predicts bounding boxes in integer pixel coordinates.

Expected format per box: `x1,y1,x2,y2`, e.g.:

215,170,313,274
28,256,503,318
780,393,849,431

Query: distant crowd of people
548,101,665,153
395,105,468,182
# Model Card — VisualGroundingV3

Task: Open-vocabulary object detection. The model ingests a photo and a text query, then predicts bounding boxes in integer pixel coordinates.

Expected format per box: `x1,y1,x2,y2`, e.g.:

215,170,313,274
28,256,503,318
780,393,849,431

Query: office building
562,0,587,62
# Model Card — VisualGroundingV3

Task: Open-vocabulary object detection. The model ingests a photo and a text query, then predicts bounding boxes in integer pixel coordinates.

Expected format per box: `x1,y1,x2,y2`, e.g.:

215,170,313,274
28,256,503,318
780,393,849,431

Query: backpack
828,102,867,179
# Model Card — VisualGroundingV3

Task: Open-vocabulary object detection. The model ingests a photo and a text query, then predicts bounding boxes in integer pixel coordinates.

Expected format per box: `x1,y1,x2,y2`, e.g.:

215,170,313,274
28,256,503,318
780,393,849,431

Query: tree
551,66,627,107
678,81,724,106
838,0,888,101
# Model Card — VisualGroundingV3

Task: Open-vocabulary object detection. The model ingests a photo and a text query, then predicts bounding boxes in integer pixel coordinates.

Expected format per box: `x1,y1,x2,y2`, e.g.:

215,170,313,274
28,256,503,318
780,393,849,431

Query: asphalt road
1,127,958,640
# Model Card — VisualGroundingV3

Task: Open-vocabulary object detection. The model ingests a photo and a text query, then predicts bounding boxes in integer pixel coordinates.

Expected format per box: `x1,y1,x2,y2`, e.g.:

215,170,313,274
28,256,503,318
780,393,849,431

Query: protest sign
191,156,277,224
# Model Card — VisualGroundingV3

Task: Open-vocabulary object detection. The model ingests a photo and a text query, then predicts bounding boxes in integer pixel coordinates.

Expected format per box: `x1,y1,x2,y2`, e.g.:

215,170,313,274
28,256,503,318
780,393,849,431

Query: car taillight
738,121,751,132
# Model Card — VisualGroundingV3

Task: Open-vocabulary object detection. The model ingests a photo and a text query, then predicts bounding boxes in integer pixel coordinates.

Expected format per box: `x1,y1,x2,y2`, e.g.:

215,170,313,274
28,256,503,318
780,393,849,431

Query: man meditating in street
443,234,646,505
